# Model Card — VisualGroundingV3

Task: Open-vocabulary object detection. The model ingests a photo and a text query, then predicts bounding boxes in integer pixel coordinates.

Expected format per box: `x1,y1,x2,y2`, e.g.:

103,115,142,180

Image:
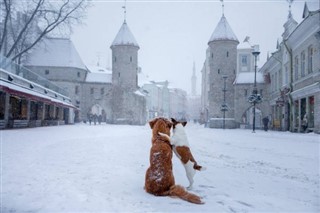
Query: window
308,45,313,74
294,56,299,80
241,55,247,66
130,56,132,62
101,88,104,95
275,72,278,91
77,72,80,78
226,51,229,57
45,70,49,75
301,51,305,77
244,89,247,97
75,86,79,95
218,69,220,74
211,53,213,58
90,88,94,95
114,56,117,62
284,65,288,84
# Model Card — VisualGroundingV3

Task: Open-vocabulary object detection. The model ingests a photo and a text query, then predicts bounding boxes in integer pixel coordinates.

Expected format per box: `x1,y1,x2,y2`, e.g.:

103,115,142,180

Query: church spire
191,62,197,96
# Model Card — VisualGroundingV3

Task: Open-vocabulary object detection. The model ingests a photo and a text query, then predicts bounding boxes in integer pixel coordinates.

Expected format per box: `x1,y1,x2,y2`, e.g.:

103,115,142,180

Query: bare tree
0,0,90,62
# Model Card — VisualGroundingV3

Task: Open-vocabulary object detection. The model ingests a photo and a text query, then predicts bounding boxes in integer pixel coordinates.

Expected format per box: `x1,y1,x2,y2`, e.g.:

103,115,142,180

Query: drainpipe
283,39,294,132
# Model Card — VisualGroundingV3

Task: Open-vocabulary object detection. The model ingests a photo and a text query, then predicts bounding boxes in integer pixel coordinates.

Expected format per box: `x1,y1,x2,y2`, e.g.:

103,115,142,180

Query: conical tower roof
111,21,139,48
208,15,239,44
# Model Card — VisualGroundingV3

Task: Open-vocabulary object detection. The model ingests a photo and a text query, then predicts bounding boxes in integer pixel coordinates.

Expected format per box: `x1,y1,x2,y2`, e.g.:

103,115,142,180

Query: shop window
0,92,5,119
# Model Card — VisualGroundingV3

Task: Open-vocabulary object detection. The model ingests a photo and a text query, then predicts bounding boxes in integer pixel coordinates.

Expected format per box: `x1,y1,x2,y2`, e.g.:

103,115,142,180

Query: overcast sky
71,0,319,95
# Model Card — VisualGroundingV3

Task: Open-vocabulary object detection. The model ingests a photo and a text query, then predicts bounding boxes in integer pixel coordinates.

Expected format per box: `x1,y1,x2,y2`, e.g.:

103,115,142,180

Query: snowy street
1,123,319,212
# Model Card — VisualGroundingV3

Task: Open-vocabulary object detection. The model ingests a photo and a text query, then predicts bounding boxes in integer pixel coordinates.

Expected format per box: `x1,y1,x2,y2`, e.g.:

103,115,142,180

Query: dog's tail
166,185,204,204
158,132,171,142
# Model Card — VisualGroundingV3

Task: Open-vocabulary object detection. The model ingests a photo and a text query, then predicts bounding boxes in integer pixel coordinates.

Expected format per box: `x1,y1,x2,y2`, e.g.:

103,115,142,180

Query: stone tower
110,20,139,91
207,14,239,125
191,62,197,96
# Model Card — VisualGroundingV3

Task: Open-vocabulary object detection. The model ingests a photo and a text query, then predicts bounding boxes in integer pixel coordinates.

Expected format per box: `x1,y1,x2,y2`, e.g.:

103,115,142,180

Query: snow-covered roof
209,15,239,43
237,42,252,49
134,90,146,97
86,65,112,83
25,37,87,70
234,72,264,84
0,76,74,108
111,21,139,48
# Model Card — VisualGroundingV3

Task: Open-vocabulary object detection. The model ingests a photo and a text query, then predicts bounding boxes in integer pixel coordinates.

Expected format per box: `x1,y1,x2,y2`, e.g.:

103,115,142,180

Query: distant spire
122,0,127,23
220,0,225,16
287,0,294,18
191,61,197,96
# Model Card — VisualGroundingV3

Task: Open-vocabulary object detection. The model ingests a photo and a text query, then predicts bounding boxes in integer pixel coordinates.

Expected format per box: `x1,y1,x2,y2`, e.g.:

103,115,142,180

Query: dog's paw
200,166,207,171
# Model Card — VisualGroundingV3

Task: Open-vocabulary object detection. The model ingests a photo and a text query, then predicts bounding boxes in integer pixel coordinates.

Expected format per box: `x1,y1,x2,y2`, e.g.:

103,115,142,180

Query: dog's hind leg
184,161,196,190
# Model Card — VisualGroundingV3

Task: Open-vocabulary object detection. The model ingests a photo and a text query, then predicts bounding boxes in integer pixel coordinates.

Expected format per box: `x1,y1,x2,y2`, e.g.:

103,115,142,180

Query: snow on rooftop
234,72,264,84
86,65,112,83
111,21,139,48
209,15,239,43
25,38,87,70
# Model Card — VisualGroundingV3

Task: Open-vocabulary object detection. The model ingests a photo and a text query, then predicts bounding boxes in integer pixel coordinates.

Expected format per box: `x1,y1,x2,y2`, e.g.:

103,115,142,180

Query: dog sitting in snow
159,118,205,189
145,117,203,204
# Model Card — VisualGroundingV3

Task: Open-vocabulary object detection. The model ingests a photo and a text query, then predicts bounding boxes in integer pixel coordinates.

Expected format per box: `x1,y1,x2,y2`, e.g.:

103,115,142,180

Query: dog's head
171,118,187,129
149,117,172,136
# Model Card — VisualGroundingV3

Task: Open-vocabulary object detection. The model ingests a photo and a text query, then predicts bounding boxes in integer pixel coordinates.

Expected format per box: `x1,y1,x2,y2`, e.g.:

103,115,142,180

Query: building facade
260,4,320,133
25,21,146,125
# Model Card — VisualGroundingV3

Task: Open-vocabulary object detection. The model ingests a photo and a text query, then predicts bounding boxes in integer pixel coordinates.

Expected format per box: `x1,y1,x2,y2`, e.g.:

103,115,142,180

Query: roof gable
25,37,87,70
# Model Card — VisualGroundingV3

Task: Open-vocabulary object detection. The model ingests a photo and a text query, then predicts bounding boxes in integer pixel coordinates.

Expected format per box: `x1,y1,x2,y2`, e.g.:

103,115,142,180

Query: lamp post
251,46,260,133
221,75,228,129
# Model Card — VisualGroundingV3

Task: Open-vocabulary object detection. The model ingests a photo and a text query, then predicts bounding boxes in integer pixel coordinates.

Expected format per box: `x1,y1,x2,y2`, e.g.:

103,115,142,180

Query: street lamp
249,46,261,133
221,75,228,129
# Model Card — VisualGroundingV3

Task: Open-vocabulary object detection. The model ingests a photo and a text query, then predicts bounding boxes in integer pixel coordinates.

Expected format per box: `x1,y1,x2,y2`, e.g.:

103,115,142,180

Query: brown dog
144,117,204,204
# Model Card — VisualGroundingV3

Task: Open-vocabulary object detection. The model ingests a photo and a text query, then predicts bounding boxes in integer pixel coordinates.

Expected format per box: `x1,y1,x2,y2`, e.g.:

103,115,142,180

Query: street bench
13,120,29,128
0,120,6,129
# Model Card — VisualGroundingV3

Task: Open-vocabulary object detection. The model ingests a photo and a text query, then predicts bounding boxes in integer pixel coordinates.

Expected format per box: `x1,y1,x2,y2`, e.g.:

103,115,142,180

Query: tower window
75,86,79,95
211,53,213,58
114,56,117,62
130,56,132,62
77,72,80,77
227,51,229,57
90,88,94,95
118,73,120,78
45,70,49,75
218,69,220,74
101,88,105,95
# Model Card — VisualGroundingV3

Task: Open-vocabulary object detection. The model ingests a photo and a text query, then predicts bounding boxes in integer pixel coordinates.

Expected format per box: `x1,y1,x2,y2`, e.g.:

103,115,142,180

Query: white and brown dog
159,118,205,189
145,117,203,204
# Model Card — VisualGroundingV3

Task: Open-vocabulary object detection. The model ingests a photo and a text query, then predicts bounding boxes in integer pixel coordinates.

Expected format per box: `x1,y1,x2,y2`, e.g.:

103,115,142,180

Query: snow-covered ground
1,123,319,212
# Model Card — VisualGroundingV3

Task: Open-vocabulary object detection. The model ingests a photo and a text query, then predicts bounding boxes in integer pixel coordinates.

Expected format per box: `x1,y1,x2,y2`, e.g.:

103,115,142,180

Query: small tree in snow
0,0,90,63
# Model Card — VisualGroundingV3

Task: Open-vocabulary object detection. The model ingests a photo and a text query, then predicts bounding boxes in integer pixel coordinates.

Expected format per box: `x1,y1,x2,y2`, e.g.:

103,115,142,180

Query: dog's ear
182,121,187,127
171,118,177,123
149,118,157,129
